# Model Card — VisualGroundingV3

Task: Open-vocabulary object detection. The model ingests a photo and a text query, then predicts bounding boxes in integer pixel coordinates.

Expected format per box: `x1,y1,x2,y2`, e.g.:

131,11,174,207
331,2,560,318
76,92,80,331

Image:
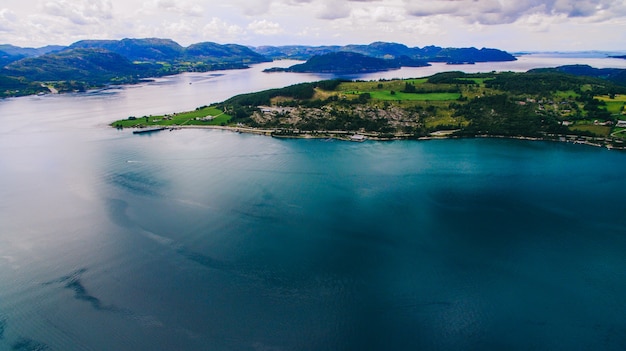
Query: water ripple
0,315,5,340
11,337,49,351
43,268,123,313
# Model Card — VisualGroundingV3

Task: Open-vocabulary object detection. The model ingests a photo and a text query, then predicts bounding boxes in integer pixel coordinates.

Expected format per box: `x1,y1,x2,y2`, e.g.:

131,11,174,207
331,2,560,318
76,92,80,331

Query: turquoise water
5,129,626,350
1,57,626,350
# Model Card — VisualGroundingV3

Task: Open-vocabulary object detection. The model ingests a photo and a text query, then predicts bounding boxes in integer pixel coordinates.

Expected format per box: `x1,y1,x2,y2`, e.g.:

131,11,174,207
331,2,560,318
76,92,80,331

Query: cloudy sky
1,0,625,51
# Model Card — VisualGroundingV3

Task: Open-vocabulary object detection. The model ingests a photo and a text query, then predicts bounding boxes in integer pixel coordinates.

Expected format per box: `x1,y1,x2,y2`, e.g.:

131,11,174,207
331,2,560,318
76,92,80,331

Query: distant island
1,38,515,98
256,42,517,63
112,68,626,149
263,52,430,74
248,42,519,74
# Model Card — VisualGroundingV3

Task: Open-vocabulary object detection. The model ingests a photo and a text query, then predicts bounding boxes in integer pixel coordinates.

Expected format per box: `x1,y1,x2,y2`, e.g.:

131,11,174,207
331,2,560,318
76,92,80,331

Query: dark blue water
1,57,626,350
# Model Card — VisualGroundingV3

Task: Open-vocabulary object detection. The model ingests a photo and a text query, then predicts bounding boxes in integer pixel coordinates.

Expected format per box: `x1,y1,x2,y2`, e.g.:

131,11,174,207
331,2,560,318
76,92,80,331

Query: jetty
132,127,166,135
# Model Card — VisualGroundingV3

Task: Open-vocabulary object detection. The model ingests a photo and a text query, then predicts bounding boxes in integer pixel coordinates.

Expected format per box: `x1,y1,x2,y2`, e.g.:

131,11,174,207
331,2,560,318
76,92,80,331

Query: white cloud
202,18,246,41
227,0,273,16
0,8,17,22
155,0,203,17
0,9,17,32
41,0,113,25
404,0,626,25
353,5,404,22
316,0,352,19
247,19,283,35
0,0,625,51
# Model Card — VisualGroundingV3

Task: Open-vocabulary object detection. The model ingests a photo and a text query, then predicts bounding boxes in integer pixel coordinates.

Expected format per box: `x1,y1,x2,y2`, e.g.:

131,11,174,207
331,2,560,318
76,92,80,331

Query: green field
554,90,579,99
337,79,461,101
366,91,461,101
456,77,492,86
112,106,231,127
594,95,625,115
569,124,612,137
337,79,427,93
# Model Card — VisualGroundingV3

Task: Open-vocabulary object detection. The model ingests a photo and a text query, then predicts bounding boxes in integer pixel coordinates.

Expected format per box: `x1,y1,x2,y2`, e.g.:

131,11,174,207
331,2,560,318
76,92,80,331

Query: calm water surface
1,55,626,350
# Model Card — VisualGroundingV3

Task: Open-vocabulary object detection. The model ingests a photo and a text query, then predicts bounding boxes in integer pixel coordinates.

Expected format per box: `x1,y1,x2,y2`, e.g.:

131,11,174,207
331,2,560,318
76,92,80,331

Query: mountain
0,38,518,98
0,44,65,57
2,48,158,84
254,45,341,60
69,38,270,65
69,38,185,62
253,42,517,63
0,44,65,66
529,65,626,87
340,42,416,58
185,42,270,64
0,39,273,96
264,52,424,74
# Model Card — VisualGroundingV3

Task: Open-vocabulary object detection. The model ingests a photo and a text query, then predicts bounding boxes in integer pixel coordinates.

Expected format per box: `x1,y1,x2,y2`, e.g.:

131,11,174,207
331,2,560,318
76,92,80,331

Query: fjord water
1,57,626,350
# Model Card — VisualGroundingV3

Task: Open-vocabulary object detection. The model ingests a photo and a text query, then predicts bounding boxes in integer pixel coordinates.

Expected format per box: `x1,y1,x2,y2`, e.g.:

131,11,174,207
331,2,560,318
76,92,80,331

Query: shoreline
129,124,626,150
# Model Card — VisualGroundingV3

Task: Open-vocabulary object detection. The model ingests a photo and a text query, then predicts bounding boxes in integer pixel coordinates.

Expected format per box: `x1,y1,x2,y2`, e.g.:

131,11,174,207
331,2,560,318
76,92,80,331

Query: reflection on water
1,56,626,350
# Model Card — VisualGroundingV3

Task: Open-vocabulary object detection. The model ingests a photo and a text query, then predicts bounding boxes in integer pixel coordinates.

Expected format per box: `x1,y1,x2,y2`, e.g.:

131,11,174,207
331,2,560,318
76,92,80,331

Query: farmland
112,70,626,146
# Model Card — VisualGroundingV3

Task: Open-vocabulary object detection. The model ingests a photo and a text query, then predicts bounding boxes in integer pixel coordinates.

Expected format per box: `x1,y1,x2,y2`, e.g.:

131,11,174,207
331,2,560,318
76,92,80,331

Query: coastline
130,124,626,150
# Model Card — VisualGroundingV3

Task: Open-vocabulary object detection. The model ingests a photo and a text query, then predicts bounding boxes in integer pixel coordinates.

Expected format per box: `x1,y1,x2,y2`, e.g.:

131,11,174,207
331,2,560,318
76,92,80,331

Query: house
616,120,626,128
350,134,366,142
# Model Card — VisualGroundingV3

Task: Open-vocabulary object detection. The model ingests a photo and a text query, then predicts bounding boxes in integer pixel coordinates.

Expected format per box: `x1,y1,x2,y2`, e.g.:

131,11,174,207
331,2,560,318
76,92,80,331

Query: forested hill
254,42,516,63
0,38,272,97
69,38,270,65
2,48,158,85
264,52,429,74
529,65,626,87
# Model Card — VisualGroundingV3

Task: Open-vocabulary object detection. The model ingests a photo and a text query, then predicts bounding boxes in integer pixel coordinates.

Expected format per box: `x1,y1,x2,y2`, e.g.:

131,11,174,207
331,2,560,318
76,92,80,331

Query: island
112,69,626,149
263,52,429,74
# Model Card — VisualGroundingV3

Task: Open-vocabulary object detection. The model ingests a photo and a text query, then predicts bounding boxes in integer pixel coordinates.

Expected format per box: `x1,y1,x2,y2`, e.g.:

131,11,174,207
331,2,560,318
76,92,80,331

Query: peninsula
112,69,626,149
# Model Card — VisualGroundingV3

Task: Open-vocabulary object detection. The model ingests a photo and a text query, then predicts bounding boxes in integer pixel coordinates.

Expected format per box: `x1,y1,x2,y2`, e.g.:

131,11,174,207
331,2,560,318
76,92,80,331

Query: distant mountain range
21,38,626,99
68,38,269,65
256,42,517,63
0,44,65,67
0,38,521,97
0,38,273,96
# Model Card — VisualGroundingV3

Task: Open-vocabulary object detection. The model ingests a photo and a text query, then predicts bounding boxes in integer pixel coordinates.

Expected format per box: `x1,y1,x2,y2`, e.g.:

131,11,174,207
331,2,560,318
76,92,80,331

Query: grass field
456,78,492,86
554,90,579,99
569,124,612,137
367,91,461,101
596,94,626,102
113,106,231,127
595,95,626,115
336,79,461,101
337,79,427,94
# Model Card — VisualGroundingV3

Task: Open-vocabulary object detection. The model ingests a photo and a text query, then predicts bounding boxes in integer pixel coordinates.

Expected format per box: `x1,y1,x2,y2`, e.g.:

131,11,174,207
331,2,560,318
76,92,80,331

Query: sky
1,0,625,51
